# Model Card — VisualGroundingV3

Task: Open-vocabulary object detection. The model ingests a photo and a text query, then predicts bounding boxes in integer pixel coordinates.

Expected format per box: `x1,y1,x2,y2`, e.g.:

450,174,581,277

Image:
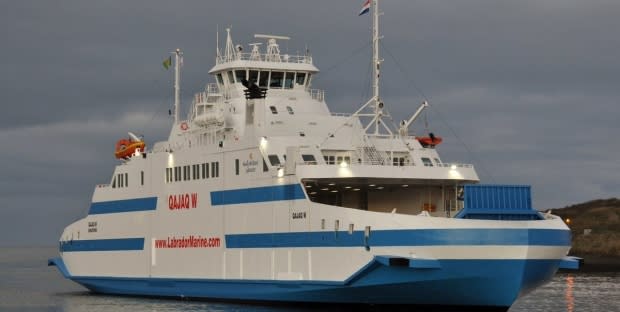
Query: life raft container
416,133,442,147
114,139,145,159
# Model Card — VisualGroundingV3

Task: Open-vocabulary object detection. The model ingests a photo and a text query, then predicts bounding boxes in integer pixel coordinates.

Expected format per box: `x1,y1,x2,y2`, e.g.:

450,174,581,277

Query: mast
372,0,382,135
174,48,182,125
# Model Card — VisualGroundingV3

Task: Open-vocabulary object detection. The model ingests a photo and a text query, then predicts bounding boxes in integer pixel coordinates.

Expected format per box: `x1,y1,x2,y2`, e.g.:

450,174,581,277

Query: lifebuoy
180,122,189,131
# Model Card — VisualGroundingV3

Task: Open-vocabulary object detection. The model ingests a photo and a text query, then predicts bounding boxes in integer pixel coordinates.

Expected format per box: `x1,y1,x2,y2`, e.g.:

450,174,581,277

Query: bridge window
270,71,284,88
259,71,269,87
284,72,294,89
235,70,246,82
216,73,224,85
296,72,306,85
227,71,235,84
248,70,259,84
235,159,240,175
270,106,278,114
286,106,294,114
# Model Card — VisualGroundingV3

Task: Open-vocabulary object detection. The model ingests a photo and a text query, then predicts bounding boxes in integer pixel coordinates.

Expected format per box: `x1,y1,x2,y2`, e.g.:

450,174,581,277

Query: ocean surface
1,247,618,312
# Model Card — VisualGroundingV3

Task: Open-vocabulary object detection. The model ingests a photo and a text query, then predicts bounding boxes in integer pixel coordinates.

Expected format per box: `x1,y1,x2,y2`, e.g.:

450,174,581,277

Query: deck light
451,164,457,170
402,184,408,188
328,183,335,186
345,186,352,189
369,184,376,187
340,161,348,168
321,188,329,191
277,168,284,177
331,190,338,193
353,188,360,191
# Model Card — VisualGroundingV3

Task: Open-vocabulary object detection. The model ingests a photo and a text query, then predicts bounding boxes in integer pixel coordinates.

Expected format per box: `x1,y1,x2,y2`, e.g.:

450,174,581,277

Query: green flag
162,56,172,70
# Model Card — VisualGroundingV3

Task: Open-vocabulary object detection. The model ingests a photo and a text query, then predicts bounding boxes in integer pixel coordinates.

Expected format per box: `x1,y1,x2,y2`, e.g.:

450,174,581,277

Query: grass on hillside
550,198,620,257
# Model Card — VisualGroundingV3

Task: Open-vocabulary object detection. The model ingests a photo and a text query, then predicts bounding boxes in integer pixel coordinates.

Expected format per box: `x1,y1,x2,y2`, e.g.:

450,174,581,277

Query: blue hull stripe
225,228,570,248
60,238,144,252
89,197,158,214
211,184,305,206
50,256,561,307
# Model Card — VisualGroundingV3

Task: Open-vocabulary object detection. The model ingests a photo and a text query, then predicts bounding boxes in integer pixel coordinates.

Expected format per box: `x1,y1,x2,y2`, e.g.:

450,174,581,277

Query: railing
308,89,325,102
205,83,219,95
437,163,474,169
216,53,313,65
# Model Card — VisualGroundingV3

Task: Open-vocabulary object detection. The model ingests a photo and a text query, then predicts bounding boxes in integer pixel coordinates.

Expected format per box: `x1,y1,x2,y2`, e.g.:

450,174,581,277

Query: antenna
173,48,182,125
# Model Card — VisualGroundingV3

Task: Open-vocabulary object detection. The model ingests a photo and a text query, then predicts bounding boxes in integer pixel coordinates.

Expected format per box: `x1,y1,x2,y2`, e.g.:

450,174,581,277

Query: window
299,132,305,137
141,171,144,185
201,163,209,179
175,166,181,182
268,154,281,166
263,158,269,172
125,173,128,187
192,164,200,180
434,158,441,165
227,71,235,84
302,154,317,165
324,155,335,165
111,176,116,188
211,162,219,178
216,73,224,85
249,70,258,84
306,73,312,86
258,71,269,87
269,106,278,114
235,159,240,175
269,71,284,88
284,72,294,89
296,72,306,85
235,70,246,82
183,165,190,181
393,157,405,166
286,106,294,115
421,157,433,167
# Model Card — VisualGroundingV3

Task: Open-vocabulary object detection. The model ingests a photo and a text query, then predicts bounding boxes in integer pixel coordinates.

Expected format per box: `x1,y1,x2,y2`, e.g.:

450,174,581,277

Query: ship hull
50,256,560,308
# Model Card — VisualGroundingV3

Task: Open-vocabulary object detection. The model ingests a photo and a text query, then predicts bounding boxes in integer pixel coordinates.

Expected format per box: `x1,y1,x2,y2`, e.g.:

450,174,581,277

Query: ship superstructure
49,1,579,310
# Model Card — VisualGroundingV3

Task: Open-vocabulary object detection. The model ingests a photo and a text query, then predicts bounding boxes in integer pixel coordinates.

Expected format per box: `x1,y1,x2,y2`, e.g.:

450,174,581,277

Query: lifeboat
416,133,442,147
114,132,146,159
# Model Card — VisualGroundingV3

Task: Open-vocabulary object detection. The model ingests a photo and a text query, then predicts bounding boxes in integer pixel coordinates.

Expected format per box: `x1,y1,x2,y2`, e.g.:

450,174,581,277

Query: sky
1,0,619,246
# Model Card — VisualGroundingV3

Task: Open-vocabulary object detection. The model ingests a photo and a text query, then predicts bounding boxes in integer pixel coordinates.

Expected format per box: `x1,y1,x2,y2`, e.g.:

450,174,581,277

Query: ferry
49,1,579,310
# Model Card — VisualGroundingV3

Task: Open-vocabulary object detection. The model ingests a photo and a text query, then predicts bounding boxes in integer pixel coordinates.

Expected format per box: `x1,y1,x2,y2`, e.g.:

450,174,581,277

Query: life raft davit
114,132,146,159
416,133,442,147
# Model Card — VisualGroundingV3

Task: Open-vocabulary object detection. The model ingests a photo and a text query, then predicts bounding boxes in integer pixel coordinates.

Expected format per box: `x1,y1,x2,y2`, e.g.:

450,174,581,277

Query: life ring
180,122,189,131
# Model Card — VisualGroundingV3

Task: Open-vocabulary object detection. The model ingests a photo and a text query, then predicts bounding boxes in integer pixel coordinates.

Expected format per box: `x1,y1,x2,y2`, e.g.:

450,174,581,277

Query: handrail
216,52,313,65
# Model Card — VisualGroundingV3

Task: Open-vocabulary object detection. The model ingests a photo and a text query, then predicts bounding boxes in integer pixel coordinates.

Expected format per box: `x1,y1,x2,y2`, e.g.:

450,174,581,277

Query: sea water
1,247,618,312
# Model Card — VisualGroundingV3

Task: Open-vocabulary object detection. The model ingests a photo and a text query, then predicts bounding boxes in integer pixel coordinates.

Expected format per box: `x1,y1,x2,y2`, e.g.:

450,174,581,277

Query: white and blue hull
50,185,572,309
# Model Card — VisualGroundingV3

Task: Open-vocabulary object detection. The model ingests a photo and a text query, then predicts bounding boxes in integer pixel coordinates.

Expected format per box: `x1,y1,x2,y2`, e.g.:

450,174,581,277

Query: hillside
550,198,620,257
